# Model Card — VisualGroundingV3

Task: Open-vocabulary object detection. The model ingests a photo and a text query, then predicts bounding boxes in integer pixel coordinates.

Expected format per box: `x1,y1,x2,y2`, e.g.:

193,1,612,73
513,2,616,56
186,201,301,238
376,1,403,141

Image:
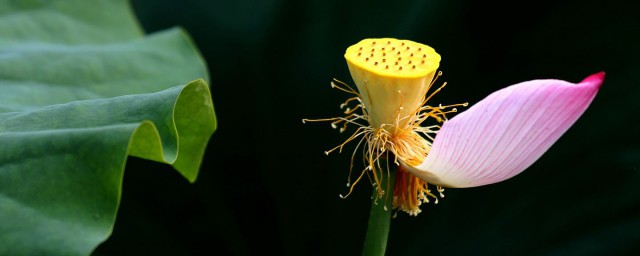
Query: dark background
95,0,640,255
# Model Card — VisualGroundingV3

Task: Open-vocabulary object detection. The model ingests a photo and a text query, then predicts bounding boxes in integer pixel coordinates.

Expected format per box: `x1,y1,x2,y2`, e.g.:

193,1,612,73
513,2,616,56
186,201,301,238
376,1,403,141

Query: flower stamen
304,38,467,216
304,75,461,211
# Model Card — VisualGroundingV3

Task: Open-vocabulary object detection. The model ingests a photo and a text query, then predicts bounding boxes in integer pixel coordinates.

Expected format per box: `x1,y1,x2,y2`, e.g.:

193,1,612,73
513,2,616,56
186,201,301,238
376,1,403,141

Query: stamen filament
304,68,465,215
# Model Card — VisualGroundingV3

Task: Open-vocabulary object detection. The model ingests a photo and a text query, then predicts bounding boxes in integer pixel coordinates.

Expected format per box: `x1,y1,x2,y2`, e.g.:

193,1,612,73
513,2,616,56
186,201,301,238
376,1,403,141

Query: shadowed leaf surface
0,0,215,255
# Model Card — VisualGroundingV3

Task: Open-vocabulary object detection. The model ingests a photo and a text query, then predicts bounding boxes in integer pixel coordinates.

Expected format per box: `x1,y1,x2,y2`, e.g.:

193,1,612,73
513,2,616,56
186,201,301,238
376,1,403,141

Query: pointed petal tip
581,71,605,88
409,73,603,188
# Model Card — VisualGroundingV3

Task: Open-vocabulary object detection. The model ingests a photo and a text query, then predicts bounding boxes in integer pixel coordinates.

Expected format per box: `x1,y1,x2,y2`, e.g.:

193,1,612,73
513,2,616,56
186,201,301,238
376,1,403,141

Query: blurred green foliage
0,0,214,254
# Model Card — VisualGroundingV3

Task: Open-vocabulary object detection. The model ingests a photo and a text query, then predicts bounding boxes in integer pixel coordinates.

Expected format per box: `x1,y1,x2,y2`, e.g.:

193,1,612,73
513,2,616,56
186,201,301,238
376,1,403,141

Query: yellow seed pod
344,38,441,132
304,39,464,215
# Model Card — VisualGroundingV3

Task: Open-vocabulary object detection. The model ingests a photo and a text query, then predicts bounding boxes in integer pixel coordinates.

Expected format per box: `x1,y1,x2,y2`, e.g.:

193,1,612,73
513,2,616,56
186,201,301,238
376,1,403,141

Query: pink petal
405,72,604,188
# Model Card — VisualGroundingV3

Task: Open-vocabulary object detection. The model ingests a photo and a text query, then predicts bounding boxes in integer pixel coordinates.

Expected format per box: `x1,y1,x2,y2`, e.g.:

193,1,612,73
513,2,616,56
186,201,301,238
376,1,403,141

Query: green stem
361,164,397,256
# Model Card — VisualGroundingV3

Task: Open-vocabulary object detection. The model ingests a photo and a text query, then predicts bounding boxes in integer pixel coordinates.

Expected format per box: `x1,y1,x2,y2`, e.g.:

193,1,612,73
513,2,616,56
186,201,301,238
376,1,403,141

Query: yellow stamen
304,38,467,216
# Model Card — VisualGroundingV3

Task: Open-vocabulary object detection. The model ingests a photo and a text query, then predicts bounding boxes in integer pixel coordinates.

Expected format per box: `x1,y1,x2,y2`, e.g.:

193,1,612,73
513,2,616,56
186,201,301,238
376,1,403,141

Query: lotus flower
304,38,603,216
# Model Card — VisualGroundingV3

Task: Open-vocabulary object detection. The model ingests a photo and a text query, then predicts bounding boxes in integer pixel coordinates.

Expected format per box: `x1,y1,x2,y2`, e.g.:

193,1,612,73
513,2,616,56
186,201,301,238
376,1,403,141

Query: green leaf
0,0,216,255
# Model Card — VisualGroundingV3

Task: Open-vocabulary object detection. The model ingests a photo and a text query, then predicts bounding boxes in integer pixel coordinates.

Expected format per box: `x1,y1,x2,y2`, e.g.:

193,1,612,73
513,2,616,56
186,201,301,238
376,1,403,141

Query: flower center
344,39,441,132
303,38,467,216
303,76,463,216
344,38,440,77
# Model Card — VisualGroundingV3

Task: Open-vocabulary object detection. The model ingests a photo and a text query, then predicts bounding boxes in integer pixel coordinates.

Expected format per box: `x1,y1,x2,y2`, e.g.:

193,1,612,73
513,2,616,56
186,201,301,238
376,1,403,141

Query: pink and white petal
404,72,604,188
